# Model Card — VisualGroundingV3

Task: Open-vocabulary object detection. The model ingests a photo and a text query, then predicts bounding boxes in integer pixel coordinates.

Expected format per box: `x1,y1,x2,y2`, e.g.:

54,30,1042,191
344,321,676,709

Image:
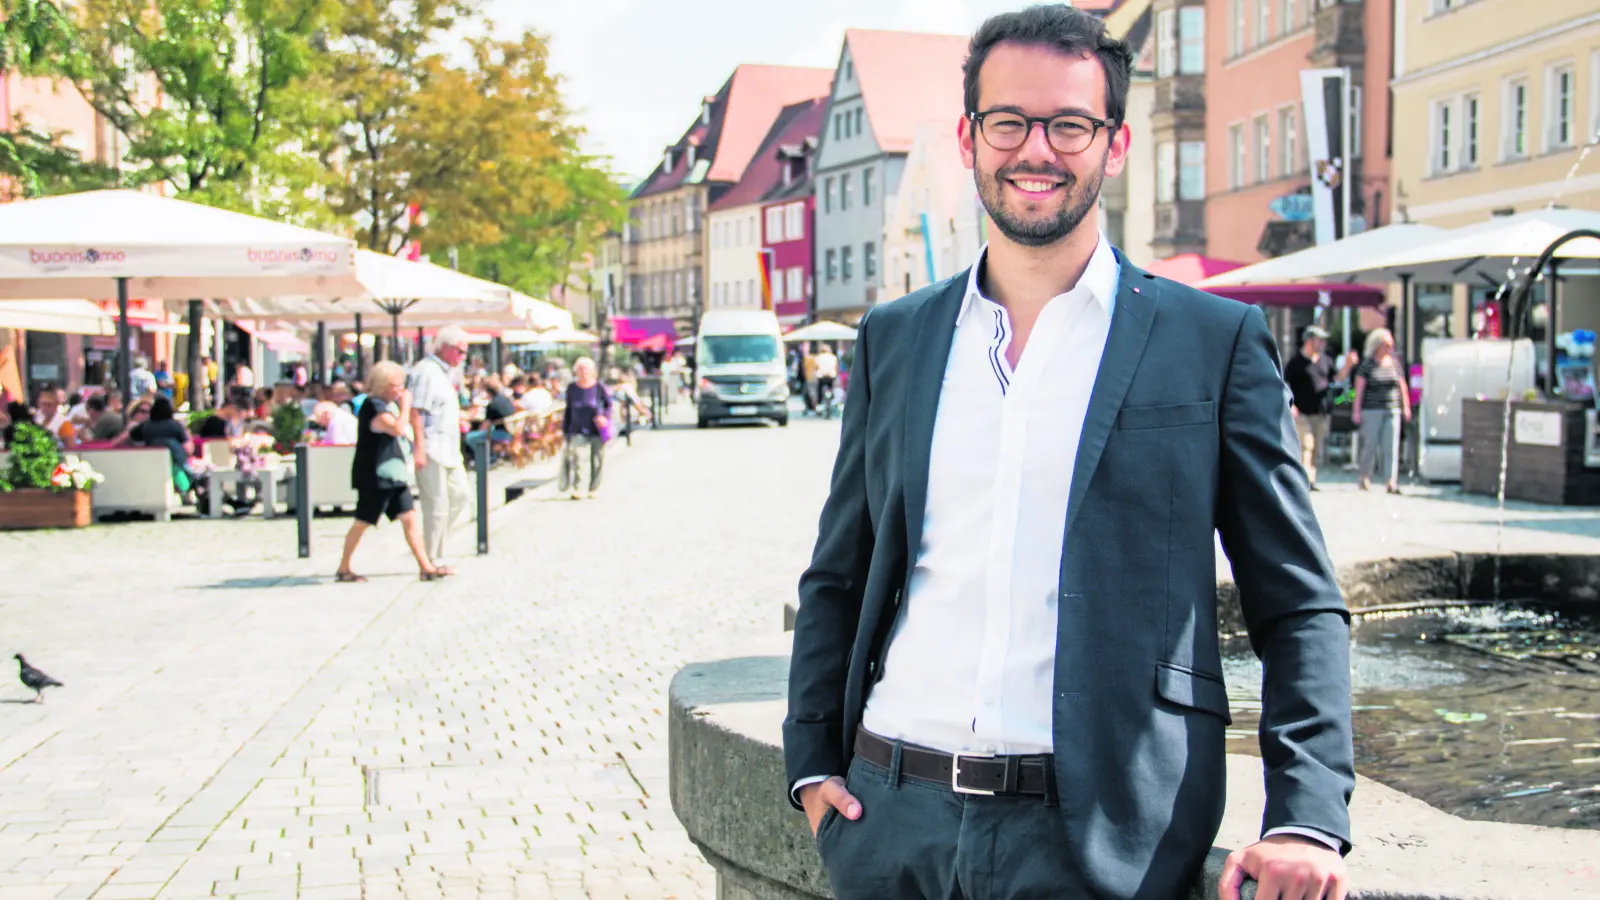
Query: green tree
3,0,337,223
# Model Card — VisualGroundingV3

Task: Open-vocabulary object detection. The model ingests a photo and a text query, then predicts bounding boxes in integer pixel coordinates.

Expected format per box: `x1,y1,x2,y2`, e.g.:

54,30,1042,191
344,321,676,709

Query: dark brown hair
964,4,1134,125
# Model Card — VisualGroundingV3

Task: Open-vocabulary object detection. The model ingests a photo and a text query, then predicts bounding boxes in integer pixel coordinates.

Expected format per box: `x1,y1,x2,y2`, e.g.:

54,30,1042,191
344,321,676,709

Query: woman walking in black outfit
335,361,451,582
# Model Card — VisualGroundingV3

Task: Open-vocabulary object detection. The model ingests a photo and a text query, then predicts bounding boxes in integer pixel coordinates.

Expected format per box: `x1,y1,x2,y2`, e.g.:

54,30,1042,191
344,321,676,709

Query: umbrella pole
1546,260,1561,397
315,322,328,384
186,299,203,410
115,277,131,397
353,314,364,380
391,312,401,362
417,327,425,363
213,317,226,407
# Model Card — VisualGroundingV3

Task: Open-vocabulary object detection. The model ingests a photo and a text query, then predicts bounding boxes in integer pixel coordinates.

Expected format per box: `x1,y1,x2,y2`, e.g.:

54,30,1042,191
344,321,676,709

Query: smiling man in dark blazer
784,6,1355,900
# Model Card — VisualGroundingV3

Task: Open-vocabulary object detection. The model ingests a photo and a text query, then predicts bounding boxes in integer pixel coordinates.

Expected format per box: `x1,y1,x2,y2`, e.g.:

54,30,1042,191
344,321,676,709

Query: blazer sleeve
1215,306,1356,852
783,309,877,805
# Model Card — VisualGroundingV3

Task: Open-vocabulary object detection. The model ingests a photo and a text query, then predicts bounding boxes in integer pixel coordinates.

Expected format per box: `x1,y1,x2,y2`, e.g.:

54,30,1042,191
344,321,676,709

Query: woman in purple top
561,357,612,500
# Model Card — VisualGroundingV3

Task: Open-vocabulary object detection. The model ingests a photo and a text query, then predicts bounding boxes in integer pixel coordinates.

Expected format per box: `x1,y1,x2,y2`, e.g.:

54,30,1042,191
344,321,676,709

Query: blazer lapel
902,274,968,566
1064,257,1157,539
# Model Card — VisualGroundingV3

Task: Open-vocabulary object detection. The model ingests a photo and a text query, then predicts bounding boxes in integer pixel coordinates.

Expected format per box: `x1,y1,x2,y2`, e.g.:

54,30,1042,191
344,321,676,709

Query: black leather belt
854,728,1054,797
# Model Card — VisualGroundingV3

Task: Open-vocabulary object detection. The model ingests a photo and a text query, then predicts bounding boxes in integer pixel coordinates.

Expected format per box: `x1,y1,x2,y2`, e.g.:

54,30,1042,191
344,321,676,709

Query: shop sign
1513,410,1563,447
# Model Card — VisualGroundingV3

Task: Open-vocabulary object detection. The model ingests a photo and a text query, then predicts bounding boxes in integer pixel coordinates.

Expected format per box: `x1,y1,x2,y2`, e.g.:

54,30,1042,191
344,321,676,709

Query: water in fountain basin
1223,603,1600,829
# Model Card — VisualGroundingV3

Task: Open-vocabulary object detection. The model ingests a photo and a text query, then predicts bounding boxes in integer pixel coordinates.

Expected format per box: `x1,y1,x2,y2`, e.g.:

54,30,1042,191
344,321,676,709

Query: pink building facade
1204,0,1393,264
762,192,815,323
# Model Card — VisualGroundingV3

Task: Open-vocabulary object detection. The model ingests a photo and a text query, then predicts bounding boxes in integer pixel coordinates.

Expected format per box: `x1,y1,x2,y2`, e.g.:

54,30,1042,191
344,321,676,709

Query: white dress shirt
803,237,1339,852
861,237,1118,755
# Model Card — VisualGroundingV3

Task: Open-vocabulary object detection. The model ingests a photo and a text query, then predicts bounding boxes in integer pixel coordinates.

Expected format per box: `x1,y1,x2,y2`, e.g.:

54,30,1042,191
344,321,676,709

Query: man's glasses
968,110,1115,156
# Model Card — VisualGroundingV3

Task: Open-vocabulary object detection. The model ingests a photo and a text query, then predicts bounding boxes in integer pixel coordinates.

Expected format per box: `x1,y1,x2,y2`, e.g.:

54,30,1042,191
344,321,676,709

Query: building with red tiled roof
706,98,827,323
624,64,832,325
810,29,971,317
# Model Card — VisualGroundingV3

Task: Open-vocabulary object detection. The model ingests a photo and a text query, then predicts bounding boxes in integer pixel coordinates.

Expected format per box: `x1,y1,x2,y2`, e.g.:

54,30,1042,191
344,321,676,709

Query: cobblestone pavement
1,402,839,900
9,401,1600,900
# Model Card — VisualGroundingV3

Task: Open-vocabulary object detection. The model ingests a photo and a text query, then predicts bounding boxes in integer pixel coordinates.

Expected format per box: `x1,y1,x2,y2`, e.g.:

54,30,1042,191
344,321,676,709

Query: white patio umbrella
1347,208,1600,287
0,189,357,393
1196,223,1447,288
0,300,115,336
782,321,859,343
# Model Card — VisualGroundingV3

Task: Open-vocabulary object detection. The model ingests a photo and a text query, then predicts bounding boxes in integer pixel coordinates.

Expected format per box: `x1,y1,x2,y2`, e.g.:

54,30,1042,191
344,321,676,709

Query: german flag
757,250,773,311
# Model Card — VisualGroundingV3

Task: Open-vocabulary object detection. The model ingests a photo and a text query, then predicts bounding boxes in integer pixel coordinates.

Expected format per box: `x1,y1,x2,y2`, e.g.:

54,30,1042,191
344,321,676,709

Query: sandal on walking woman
335,570,368,583
420,566,454,581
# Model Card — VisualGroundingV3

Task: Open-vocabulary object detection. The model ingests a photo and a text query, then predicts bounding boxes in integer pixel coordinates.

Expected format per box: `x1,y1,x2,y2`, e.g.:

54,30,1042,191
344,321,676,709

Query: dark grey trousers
814,754,1088,900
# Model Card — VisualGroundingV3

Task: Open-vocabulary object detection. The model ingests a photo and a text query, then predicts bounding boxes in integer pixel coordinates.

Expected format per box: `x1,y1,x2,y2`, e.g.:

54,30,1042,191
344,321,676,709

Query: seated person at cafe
85,394,125,442
196,401,245,440
2,400,33,448
467,378,517,450
118,396,199,495
313,400,360,444
518,374,554,415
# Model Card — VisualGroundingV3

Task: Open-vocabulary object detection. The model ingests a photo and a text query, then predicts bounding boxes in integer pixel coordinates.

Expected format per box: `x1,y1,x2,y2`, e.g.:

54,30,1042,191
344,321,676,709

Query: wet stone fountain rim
689,553,1600,900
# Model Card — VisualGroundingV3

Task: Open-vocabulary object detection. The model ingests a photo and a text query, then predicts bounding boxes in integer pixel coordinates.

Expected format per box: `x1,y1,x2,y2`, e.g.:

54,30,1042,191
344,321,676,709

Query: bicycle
817,377,837,420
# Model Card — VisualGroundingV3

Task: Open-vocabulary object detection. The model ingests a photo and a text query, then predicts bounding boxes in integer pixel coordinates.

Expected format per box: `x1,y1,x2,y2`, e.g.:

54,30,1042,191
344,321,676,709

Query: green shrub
0,423,60,492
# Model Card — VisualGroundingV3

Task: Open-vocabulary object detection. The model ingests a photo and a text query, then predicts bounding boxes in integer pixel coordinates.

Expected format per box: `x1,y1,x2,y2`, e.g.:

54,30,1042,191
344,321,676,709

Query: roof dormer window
686,145,697,168
701,99,713,125
664,148,676,171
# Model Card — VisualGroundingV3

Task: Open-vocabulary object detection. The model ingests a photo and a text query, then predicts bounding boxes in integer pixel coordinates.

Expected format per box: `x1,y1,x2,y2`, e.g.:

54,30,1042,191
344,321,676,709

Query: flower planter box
0,489,92,529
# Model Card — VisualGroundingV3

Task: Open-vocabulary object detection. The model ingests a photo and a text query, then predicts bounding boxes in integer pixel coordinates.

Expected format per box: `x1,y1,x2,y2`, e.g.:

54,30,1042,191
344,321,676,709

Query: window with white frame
1349,85,1363,159
787,267,803,303
1179,142,1206,200
1257,0,1271,45
1156,142,1176,203
841,245,854,280
1464,93,1480,168
841,174,852,210
749,214,758,246
785,202,804,241
1229,0,1244,57
864,242,877,279
826,248,837,280
863,167,874,205
1178,7,1205,74
771,268,785,304
1229,123,1245,189
1254,115,1272,183
1547,63,1575,150
1278,106,1298,175
1280,0,1297,34
1431,98,1453,174
765,207,784,244
1592,50,1600,146
824,177,835,213
1503,77,1529,159
1156,10,1176,79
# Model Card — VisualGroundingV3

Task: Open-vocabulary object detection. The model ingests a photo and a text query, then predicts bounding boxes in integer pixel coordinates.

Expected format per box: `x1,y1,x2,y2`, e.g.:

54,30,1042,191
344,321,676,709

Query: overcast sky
486,0,1049,183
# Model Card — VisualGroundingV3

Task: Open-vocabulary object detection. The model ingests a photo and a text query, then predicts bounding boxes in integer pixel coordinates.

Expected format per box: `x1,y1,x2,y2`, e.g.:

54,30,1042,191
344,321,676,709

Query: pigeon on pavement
14,654,63,703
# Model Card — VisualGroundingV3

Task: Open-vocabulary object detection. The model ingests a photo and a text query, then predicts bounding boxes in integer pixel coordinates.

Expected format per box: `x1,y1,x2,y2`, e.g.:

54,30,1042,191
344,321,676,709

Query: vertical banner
1300,68,1349,247
756,250,773,311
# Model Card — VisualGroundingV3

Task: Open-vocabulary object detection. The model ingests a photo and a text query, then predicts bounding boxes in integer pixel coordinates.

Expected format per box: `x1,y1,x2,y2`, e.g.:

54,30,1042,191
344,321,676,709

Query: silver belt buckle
951,751,996,795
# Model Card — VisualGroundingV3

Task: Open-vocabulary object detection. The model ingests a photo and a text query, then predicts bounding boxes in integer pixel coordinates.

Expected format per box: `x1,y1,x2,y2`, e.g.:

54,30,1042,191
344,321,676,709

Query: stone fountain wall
671,553,1600,900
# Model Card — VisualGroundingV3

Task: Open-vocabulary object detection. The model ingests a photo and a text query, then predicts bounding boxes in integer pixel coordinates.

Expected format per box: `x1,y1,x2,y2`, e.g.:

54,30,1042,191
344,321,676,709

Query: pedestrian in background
1284,325,1357,490
408,325,473,565
560,357,611,500
335,360,450,583
1353,327,1411,494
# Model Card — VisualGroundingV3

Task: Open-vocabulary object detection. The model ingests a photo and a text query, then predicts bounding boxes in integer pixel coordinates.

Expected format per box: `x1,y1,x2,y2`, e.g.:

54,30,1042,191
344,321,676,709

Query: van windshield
703,334,780,365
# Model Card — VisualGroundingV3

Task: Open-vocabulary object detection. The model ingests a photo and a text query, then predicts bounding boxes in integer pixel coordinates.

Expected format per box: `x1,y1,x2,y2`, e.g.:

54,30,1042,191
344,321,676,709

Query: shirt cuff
790,775,833,806
1263,826,1342,852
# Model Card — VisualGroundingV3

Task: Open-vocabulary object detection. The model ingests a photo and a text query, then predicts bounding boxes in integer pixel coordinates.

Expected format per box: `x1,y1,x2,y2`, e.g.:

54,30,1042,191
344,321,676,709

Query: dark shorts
355,486,413,526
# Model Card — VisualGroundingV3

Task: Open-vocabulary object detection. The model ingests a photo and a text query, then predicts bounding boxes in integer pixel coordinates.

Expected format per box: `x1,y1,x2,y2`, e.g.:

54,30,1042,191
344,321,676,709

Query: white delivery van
695,309,789,428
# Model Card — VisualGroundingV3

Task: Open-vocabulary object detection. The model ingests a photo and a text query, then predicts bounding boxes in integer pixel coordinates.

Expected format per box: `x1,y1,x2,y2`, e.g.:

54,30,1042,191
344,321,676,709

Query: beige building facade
1391,0,1600,350
1392,0,1599,228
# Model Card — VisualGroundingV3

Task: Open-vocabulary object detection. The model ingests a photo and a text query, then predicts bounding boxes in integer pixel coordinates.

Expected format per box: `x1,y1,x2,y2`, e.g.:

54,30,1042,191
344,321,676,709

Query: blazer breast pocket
1117,400,1215,432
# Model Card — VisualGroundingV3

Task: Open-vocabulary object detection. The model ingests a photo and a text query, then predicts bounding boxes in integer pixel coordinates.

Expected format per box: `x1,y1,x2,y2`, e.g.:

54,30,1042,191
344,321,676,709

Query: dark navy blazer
783,254,1355,900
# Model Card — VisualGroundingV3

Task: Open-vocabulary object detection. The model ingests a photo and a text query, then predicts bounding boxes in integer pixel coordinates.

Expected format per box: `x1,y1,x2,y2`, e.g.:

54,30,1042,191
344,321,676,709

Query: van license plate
730,405,757,416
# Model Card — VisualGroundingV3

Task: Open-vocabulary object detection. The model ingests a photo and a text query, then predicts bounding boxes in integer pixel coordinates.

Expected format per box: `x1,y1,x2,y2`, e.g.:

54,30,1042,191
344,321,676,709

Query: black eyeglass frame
967,110,1118,155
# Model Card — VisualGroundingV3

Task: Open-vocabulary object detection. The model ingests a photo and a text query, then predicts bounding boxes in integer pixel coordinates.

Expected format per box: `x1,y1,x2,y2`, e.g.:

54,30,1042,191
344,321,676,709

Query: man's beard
975,153,1106,248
